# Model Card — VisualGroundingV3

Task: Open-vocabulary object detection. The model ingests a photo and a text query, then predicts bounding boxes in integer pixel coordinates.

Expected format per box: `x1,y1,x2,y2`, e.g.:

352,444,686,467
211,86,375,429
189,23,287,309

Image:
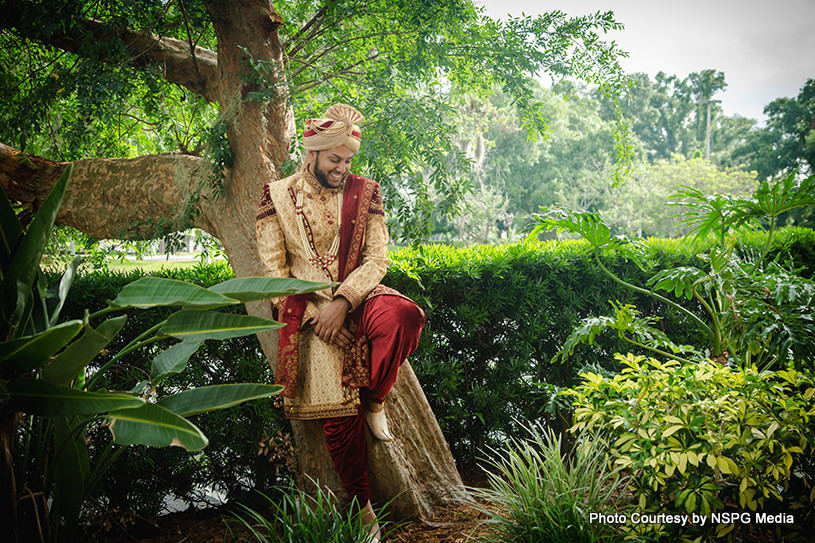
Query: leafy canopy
0,0,630,243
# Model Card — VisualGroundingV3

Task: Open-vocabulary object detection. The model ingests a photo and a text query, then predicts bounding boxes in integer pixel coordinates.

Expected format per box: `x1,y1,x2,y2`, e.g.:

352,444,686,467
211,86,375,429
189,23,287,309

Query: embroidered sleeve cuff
334,284,363,311
302,301,320,327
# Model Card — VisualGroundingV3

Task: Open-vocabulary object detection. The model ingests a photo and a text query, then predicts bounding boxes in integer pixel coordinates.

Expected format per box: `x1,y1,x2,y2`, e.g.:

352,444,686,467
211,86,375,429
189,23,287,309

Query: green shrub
468,424,629,543
568,353,815,541
53,225,815,515
532,174,815,373
384,227,815,467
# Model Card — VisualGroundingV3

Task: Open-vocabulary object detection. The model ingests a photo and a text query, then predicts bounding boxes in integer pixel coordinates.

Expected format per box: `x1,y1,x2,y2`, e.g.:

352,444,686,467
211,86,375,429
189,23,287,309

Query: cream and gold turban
302,104,365,152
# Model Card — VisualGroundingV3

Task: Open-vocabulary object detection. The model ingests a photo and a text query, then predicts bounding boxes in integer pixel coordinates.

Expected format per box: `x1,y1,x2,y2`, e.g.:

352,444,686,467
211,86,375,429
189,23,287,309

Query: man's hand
312,297,354,348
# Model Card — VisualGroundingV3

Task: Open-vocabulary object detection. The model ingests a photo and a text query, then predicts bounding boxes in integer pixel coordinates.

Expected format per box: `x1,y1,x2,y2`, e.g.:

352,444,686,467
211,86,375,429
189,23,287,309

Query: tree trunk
0,0,465,521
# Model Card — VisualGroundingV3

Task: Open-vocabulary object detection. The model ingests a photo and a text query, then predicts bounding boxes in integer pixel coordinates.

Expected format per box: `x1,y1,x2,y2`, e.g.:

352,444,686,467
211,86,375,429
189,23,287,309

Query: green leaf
52,416,90,517
0,320,83,378
2,164,73,328
7,378,144,415
43,316,127,384
208,277,332,303
48,254,82,326
648,266,705,300
662,425,685,438
107,403,208,451
111,277,239,309
157,383,283,417
150,341,203,383
160,310,283,341
529,207,614,250
747,172,815,219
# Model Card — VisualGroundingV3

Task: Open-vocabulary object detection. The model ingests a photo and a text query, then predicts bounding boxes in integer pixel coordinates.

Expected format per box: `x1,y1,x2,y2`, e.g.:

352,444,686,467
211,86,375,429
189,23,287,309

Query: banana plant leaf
111,277,239,310
150,340,203,384
157,383,283,417
52,416,90,517
106,402,208,451
208,277,332,302
0,320,83,379
43,316,128,385
2,164,72,328
47,254,83,326
7,378,144,415
160,309,283,341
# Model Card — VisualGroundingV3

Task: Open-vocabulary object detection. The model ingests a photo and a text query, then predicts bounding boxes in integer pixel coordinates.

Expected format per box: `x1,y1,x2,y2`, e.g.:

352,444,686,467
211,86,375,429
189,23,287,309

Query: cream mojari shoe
365,404,394,442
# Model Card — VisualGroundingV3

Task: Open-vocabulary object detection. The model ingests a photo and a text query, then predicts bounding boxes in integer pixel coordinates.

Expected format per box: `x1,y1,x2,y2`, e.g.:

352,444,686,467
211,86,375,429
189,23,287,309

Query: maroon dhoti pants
321,294,425,504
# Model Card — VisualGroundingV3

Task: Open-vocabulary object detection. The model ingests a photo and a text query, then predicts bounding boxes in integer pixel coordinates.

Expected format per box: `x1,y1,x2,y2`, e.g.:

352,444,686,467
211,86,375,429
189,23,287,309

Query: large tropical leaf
106,402,208,451
208,277,332,303
0,320,83,379
157,383,283,417
741,172,815,219
48,254,83,326
1,163,73,328
160,309,283,341
6,378,144,415
111,277,239,310
150,340,203,384
529,207,617,250
43,316,127,385
52,416,90,518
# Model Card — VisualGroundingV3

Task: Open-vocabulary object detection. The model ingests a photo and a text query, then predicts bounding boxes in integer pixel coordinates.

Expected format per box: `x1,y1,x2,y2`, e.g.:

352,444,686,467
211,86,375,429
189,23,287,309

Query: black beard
312,152,346,188
313,166,337,189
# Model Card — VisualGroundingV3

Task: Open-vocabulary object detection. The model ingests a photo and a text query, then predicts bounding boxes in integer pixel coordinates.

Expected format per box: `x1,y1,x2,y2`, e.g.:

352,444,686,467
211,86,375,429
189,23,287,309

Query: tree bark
0,143,208,238
1,0,465,522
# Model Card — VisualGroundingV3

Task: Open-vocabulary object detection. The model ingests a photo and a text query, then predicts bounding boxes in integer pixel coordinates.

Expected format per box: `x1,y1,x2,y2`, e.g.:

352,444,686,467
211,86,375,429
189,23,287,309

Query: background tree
600,154,757,238
0,0,629,520
448,84,619,236
734,78,815,180
596,69,731,163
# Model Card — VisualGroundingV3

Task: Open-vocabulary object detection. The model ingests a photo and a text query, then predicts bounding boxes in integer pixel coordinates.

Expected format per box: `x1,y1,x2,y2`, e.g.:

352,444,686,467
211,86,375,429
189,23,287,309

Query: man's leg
359,295,425,405
322,412,382,540
322,409,369,502
320,295,423,539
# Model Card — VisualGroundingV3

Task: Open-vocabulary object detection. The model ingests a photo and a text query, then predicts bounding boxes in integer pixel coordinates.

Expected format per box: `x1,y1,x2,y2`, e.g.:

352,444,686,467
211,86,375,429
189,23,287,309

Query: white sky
477,0,815,123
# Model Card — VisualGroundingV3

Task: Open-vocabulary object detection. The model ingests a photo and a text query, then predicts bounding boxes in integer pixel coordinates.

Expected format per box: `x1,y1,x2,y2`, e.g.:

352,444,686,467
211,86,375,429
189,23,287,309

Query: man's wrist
334,296,352,311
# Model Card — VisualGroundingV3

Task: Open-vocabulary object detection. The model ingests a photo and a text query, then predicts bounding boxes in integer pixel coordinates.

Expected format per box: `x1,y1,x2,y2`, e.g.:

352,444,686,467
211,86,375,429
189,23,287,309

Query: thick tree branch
0,143,209,239
1,6,219,103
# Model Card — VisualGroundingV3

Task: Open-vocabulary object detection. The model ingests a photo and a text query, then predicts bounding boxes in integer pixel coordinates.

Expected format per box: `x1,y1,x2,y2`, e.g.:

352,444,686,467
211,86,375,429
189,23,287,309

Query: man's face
312,145,356,188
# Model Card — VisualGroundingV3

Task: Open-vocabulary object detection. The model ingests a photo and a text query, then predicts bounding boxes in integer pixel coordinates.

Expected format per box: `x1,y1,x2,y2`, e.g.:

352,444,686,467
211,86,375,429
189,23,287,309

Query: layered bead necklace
294,173,343,273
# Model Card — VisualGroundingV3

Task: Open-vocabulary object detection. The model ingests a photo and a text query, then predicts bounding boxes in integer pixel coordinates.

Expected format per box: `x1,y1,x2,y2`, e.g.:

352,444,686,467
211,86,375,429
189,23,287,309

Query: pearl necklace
294,181,342,273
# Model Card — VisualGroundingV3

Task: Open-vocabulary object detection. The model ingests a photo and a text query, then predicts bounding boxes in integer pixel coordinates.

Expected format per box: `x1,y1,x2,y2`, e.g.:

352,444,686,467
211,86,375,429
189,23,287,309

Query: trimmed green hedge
57,227,815,513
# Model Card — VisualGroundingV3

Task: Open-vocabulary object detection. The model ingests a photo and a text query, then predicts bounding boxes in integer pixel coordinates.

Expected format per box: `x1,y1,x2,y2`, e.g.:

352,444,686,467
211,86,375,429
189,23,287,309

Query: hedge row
57,227,815,513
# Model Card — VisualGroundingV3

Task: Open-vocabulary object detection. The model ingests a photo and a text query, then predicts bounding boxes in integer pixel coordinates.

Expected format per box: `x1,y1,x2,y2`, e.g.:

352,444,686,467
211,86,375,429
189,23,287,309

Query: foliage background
52,226,815,517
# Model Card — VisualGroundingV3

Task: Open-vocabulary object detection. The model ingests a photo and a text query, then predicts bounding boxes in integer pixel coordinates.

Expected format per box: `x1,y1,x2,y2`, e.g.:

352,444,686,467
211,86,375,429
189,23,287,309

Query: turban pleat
303,103,364,152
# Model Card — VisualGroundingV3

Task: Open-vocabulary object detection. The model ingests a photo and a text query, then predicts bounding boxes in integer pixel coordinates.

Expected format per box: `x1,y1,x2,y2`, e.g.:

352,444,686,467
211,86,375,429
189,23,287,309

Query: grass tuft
468,423,629,543
224,482,385,543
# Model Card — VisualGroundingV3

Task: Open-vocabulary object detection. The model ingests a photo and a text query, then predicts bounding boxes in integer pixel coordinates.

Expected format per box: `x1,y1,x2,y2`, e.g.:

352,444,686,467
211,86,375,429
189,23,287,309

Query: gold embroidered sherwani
256,170,389,419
